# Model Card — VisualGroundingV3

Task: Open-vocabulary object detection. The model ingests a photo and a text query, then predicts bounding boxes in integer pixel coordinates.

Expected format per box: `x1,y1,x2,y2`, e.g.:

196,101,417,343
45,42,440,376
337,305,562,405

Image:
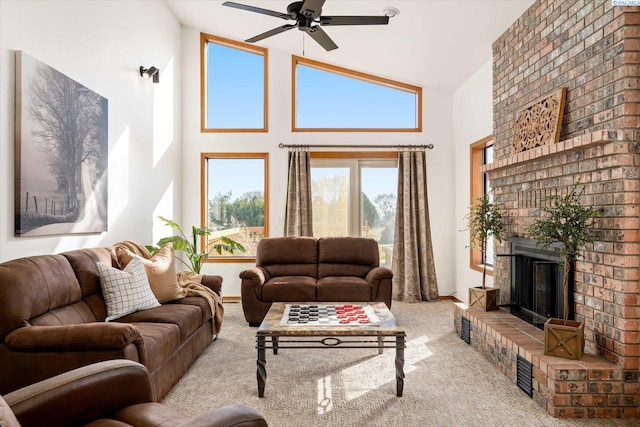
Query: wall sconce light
139,66,160,83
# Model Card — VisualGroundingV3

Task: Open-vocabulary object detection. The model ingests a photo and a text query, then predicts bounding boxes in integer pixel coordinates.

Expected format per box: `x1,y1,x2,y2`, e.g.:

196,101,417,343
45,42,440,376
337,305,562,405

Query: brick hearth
454,304,638,418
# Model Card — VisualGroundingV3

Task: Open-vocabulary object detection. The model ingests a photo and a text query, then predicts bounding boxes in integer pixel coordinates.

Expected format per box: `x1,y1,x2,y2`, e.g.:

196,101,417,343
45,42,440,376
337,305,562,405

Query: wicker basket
544,318,584,360
468,286,500,311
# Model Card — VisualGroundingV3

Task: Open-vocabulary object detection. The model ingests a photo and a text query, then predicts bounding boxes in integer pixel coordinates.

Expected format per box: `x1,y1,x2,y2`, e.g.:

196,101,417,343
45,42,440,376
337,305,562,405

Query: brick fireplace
455,0,639,419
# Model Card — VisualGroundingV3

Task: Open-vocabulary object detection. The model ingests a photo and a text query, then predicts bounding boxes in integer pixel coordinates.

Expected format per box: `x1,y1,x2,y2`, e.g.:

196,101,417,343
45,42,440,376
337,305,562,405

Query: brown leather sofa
1,359,268,427
240,237,393,325
0,248,222,400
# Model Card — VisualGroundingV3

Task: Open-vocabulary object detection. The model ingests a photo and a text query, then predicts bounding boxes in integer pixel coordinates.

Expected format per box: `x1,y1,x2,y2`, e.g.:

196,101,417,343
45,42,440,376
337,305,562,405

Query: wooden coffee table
255,302,406,397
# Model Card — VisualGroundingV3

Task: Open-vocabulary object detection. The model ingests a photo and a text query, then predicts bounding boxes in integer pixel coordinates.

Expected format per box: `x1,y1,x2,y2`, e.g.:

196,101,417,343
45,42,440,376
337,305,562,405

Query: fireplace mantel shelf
483,130,637,173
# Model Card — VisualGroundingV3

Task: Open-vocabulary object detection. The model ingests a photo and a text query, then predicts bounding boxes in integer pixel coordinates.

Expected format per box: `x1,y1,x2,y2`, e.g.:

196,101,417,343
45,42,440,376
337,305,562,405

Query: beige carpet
162,300,635,427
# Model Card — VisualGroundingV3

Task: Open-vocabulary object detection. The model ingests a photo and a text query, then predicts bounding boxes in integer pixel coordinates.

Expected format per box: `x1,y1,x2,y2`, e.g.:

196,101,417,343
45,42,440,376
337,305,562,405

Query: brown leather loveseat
1,359,268,427
0,248,222,400
240,237,393,325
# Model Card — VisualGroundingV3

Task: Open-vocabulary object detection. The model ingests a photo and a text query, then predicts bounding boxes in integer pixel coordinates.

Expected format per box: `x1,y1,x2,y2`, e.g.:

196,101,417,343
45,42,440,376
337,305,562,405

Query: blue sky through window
206,42,264,129
207,158,264,201
296,64,418,129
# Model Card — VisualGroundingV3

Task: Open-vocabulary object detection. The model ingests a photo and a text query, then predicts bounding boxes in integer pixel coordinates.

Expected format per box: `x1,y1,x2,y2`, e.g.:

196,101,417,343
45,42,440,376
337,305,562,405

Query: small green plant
464,194,506,289
147,216,245,274
526,182,602,322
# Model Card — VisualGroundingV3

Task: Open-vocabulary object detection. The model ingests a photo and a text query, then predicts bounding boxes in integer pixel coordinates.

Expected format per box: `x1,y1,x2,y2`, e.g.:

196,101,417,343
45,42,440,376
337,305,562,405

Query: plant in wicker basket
464,194,505,310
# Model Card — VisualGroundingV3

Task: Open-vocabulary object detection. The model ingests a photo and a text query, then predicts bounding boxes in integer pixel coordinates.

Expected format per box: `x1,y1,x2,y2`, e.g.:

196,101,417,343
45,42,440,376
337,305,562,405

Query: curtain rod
278,143,434,149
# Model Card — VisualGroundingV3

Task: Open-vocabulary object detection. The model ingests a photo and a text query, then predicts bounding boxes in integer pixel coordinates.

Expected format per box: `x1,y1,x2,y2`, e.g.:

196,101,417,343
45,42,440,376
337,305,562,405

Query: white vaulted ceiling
165,0,534,92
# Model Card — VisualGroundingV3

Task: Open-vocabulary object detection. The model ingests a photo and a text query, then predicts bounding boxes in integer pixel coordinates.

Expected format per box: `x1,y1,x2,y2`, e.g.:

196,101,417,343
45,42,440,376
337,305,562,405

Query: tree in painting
16,51,108,236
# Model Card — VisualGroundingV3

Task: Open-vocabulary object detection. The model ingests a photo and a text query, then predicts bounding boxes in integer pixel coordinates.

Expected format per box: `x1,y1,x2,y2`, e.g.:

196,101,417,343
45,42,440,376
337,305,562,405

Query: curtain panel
392,150,439,302
284,148,313,237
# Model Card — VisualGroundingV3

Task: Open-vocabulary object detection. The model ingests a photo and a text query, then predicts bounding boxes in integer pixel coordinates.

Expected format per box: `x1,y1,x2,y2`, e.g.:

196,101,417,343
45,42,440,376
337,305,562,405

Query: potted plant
147,216,245,274
526,182,601,360
464,194,506,311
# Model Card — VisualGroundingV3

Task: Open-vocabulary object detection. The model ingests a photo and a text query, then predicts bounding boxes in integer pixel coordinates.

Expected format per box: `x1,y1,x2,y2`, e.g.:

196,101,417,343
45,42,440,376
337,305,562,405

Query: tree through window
201,153,268,261
310,153,398,267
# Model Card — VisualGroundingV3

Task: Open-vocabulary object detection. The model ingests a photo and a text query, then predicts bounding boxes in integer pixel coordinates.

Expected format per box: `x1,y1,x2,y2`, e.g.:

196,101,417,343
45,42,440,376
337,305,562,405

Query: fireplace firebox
500,237,572,329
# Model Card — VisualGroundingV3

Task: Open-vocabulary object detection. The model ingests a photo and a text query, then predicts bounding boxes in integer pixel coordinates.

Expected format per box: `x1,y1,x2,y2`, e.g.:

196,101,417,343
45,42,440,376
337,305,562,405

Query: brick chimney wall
489,0,639,382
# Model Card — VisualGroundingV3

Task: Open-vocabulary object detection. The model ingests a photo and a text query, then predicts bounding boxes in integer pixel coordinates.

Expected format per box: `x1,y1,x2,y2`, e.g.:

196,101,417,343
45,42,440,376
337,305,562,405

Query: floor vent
517,355,533,397
461,317,470,344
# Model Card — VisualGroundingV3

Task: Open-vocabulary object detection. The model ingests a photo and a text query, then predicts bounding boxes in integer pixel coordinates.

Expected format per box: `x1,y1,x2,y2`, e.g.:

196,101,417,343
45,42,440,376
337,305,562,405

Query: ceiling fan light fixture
383,7,399,18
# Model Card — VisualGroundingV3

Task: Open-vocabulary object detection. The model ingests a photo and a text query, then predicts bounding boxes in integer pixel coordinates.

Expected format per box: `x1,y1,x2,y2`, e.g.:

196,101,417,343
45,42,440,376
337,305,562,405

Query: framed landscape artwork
15,51,108,236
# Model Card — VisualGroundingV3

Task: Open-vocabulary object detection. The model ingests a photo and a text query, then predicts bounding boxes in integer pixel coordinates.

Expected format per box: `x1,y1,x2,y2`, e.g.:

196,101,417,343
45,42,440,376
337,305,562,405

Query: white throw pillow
97,257,160,321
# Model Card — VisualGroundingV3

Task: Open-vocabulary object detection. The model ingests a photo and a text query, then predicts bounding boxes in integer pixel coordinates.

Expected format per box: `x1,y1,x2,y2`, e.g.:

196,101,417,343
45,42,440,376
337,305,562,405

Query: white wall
0,1,182,260
181,26,456,298
452,59,494,303
0,3,458,299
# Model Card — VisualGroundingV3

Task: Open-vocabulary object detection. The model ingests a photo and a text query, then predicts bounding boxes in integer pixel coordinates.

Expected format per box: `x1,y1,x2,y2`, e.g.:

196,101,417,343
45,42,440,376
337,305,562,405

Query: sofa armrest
366,267,394,308
4,360,154,427
4,323,147,364
239,267,269,285
183,404,269,427
366,266,393,285
200,274,223,296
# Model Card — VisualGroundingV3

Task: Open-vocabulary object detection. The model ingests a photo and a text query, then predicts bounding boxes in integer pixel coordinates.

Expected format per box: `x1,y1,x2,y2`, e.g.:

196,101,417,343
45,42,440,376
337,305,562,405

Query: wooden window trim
200,152,269,263
469,135,494,275
200,33,268,133
292,56,422,133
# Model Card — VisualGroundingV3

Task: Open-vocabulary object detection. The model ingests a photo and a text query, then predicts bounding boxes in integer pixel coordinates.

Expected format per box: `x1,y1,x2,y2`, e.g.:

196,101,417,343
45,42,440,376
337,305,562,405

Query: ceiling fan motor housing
223,0,390,51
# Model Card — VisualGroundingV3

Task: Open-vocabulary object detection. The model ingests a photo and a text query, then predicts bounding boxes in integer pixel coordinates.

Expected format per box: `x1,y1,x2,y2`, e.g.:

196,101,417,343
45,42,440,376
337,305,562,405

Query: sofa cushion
256,237,318,278
130,322,181,373
170,296,212,324
317,277,373,302
30,301,97,326
261,276,317,302
0,254,82,340
116,304,202,343
62,248,117,322
318,237,379,278
96,259,160,322
115,245,186,304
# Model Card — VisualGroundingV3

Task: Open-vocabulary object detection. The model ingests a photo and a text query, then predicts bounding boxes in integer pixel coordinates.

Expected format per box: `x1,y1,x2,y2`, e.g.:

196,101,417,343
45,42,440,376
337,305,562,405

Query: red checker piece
358,319,370,324
339,319,350,324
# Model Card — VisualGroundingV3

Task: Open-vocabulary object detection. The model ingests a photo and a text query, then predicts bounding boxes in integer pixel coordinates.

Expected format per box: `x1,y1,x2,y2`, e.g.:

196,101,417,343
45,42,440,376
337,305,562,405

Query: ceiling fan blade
246,24,296,43
320,16,389,26
300,0,326,19
222,1,289,19
306,25,338,51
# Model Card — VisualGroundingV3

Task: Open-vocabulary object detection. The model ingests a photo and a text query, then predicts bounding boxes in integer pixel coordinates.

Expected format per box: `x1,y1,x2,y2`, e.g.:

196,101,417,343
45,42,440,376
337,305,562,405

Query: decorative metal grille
517,355,533,397
461,317,471,345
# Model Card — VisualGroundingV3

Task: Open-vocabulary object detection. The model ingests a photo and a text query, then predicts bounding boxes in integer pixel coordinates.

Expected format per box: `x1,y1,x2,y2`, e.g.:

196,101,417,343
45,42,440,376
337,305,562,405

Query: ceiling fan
222,0,390,51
